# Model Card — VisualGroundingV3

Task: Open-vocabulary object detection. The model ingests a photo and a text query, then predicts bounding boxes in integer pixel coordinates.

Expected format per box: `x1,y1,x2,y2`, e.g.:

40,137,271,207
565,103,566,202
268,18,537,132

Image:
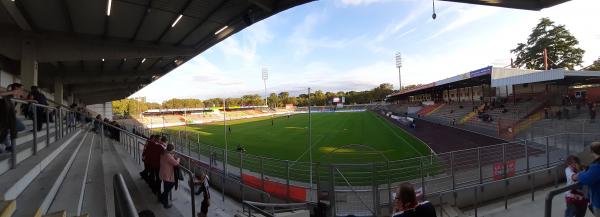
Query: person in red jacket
146,136,166,196
140,135,158,183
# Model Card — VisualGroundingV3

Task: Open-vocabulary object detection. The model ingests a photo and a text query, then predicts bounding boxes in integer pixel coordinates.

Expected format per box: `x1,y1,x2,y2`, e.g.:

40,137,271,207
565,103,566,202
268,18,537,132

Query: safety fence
120,120,600,216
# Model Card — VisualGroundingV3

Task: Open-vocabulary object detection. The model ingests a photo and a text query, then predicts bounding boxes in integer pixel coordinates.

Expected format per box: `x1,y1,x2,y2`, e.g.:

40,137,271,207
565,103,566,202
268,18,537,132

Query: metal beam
69,80,149,93
62,70,158,84
73,85,143,95
175,0,229,46
0,28,196,62
132,0,154,41
60,0,74,32
248,0,273,12
1,0,32,30
155,0,194,43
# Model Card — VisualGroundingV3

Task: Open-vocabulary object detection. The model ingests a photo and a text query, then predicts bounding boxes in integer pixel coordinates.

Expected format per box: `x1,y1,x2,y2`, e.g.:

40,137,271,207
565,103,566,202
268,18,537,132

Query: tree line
113,83,395,116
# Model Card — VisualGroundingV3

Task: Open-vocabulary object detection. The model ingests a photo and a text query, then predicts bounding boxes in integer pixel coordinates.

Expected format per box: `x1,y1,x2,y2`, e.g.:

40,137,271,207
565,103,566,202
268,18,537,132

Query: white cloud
338,0,385,6
426,4,499,40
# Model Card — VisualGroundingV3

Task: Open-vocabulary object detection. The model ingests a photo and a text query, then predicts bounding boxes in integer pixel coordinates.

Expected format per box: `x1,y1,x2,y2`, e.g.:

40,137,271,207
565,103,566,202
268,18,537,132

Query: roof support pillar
20,39,38,89
68,93,74,105
54,78,64,106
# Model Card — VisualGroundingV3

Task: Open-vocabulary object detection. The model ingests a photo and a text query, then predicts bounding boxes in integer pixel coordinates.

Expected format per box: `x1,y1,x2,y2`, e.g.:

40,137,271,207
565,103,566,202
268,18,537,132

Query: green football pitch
165,111,430,164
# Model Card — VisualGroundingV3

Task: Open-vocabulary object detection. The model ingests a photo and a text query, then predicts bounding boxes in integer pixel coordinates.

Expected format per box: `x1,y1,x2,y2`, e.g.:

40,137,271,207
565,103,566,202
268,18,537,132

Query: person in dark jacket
575,142,600,217
392,183,436,217
28,86,48,131
1,83,27,152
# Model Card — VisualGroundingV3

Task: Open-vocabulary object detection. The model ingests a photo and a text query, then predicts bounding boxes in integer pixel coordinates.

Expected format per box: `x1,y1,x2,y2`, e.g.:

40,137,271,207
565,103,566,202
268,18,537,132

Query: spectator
159,144,180,208
140,135,158,182
574,142,600,217
565,155,588,217
196,173,211,217
28,86,48,131
93,115,102,132
392,183,436,217
147,136,165,196
0,83,27,152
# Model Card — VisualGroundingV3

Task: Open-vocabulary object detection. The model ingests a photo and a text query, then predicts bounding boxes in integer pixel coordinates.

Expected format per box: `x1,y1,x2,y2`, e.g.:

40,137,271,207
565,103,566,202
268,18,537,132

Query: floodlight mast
396,52,402,90
262,68,269,107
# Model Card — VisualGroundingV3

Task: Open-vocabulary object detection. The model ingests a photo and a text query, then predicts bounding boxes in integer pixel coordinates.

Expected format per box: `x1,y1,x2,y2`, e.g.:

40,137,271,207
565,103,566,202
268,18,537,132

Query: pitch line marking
371,112,422,155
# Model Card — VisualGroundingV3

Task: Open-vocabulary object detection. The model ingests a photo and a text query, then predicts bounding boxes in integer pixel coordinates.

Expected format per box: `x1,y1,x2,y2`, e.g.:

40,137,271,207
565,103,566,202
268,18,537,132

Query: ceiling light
141,58,146,63
171,14,183,27
106,0,112,16
102,58,105,62
214,26,228,35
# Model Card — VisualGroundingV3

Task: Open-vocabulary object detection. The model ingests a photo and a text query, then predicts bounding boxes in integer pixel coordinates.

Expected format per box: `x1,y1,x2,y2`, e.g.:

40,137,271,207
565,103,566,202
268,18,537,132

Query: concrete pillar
68,93,74,105
21,39,38,89
54,79,64,106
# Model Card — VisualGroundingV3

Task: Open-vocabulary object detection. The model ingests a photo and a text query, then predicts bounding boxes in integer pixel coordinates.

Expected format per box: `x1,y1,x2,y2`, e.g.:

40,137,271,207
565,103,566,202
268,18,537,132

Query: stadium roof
387,66,600,99
0,0,313,104
442,0,571,10
0,0,570,105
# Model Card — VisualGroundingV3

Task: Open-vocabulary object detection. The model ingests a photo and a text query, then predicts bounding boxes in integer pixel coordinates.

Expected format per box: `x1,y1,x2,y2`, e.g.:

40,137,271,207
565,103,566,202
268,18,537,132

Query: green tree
586,57,600,71
511,17,584,70
268,93,279,108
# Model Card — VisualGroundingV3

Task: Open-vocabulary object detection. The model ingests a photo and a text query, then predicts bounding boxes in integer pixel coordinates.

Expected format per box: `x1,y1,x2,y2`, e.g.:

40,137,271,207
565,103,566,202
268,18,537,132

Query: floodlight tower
395,52,402,90
262,67,269,107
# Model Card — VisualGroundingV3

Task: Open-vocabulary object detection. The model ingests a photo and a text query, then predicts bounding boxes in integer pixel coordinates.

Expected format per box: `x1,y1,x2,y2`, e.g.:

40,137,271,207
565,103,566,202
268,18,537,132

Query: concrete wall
86,102,113,120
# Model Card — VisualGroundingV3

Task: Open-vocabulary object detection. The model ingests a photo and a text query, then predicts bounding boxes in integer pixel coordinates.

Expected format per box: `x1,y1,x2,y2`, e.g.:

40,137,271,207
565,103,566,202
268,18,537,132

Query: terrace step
0,200,16,217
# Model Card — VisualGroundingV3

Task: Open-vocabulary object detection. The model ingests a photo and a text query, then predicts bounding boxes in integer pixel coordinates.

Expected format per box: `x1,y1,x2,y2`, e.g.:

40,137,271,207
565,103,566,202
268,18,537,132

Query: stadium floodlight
106,0,112,16
171,14,183,27
262,67,268,107
395,52,402,90
215,26,228,35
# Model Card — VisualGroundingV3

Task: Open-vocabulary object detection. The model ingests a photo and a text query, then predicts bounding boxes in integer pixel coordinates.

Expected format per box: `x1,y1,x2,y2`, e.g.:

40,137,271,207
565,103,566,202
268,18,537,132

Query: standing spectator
28,86,48,131
1,83,27,152
564,156,588,217
392,183,436,217
92,115,102,133
159,144,180,208
140,135,158,182
147,136,165,196
196,173,211,217
574,142,600,217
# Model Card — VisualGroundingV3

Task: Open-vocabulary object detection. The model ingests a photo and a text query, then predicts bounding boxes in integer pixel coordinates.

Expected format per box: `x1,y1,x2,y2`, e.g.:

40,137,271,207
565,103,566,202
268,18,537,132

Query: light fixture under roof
106,0,112,16
171,14,183,27
214,26,228,35
141,58,146,63
102,58,105,62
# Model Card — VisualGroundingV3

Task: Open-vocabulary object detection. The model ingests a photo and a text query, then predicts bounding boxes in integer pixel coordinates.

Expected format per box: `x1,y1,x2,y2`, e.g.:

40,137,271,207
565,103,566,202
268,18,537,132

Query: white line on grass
371,113,422,156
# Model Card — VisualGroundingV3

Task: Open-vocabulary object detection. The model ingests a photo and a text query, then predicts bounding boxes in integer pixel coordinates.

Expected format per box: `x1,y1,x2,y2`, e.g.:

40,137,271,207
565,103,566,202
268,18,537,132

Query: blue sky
132,0,600,103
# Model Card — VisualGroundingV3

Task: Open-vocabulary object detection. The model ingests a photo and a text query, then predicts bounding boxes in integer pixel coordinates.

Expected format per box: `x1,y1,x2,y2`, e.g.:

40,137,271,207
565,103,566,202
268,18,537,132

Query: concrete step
41,210,65,217
0,130,58,176
0,200,16,217
80,133,108,217
47,133,95,216
11,131,87,217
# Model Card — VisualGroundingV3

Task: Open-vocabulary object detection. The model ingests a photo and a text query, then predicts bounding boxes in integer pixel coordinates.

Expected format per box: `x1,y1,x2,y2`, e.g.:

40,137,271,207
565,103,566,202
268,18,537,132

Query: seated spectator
392,183,436,217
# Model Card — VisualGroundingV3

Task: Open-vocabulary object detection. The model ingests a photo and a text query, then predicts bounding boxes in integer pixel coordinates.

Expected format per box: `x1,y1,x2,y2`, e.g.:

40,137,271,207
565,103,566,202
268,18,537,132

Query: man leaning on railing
574,142,600,217
0,83,28,153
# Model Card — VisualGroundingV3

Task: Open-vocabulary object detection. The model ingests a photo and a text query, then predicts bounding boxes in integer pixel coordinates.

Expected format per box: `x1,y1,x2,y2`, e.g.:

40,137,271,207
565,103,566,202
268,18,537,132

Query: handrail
113,173,139,217
242,201,313,217
544,183,578,217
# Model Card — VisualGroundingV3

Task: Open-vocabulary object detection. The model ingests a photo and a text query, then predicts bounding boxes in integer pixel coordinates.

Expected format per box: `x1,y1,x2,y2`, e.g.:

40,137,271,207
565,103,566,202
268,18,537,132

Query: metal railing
113,173,139,217
118,122,600,216
242,201,314,217
544,183,578,217
7,98,79,169
94,119,274,217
